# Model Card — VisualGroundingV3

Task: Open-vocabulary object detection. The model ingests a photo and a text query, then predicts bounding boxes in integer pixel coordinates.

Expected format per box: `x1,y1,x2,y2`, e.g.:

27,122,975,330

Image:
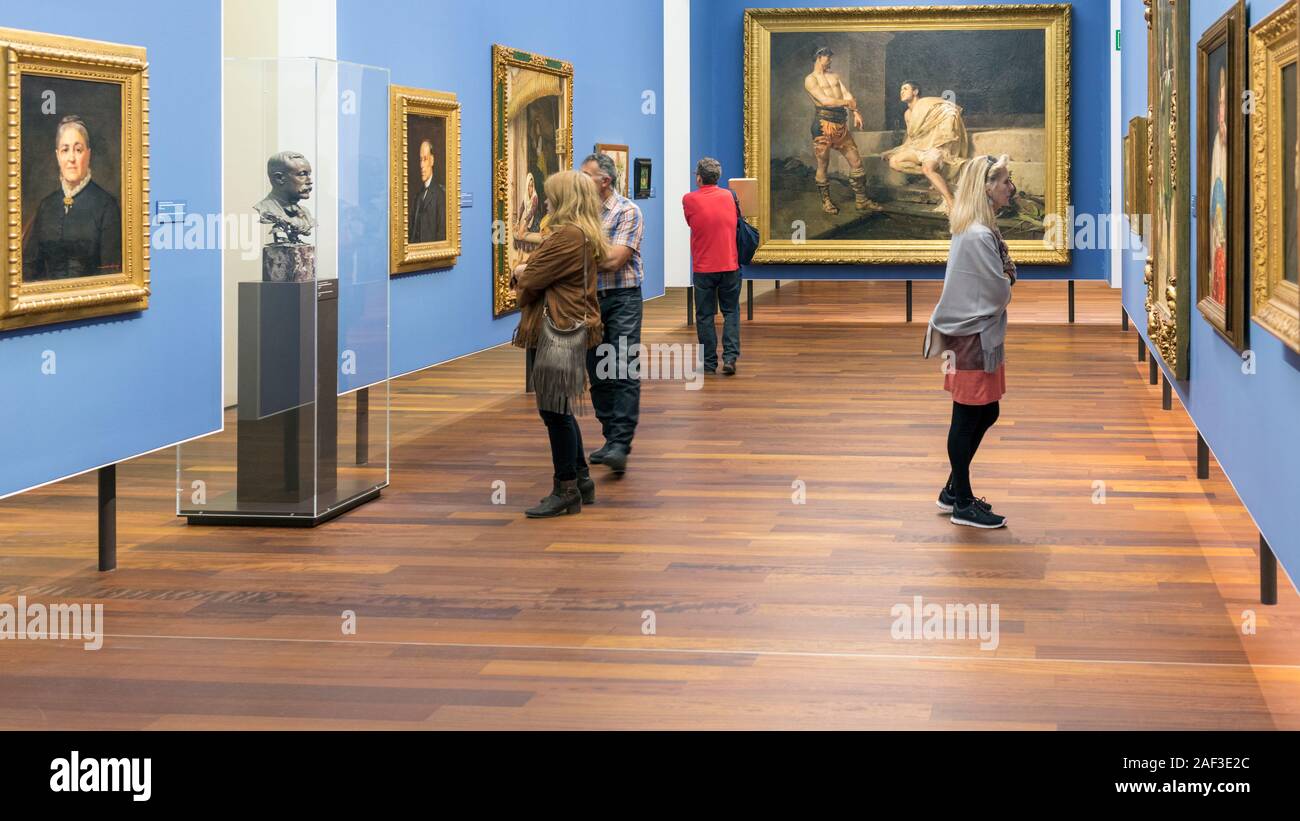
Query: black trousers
539,409,587,482
585,286,643,449
947,400,1000,503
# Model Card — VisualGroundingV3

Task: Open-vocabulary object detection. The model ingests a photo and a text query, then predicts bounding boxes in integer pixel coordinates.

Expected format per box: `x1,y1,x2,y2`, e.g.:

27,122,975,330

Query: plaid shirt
597,191,644,292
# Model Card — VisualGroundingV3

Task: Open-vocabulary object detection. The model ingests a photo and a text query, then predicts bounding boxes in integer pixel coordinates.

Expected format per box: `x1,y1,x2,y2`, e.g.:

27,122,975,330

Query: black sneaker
937,486,992,514
722,360,737,375
950,498,1006,529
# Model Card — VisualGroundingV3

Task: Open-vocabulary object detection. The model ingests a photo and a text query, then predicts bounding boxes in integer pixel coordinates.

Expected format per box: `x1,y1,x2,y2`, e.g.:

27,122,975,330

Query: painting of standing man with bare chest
744,5,1071,265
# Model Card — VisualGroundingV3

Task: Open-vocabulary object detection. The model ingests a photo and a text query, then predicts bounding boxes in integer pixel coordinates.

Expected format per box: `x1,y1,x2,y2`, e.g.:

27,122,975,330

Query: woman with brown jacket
511,170,609,518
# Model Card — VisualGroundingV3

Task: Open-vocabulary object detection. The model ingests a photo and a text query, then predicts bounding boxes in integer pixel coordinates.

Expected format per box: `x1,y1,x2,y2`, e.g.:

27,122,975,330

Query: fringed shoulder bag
532,234,592,415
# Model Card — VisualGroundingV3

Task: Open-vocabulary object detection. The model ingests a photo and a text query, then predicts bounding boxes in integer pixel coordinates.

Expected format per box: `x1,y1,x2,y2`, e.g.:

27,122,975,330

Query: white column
277,0,336,59
664,0,692,288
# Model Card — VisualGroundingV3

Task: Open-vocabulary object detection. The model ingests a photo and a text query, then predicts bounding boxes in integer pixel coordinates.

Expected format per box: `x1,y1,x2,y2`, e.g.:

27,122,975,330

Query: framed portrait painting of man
1196,0,1247,352
1249,0,1300,354
742,4,1071,265
389,85,461,275
0,27,148,332
594,143,629,197
1146,0,1192,380
491,45,573,318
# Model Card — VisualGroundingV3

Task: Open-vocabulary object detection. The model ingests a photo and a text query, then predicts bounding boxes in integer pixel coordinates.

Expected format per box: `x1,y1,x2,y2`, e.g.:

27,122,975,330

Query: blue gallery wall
337,0,666,377
1122,0,1300,576
689,0,1112,281
0,1,223,498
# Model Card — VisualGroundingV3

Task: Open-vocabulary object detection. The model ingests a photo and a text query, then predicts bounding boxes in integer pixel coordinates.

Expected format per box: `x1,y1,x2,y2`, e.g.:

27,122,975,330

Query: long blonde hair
949,153,1010,236
542,170,611,262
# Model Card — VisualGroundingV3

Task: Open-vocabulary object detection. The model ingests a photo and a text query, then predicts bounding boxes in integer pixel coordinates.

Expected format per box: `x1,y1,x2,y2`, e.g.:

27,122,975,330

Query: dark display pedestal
185,278,377,527
235,278,337,505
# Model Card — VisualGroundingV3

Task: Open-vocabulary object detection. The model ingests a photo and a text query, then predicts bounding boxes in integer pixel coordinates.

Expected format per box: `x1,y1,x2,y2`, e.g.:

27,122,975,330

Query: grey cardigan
923,223,1013,373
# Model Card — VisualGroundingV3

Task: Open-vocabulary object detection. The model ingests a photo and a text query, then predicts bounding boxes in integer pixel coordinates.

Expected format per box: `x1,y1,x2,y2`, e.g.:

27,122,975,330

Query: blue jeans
585,286,642,449
694,270,741,369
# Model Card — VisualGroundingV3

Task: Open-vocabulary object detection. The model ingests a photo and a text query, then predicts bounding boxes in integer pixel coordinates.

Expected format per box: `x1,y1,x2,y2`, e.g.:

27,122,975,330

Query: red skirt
939,332,1006,405
945,363,1006,405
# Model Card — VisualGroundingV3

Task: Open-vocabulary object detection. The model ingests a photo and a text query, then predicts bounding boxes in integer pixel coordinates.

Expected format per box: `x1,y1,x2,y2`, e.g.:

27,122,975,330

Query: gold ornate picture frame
1124,115,1149,241
1196,0,1247,353
1249,1,1300,354
491,44,573,318
593,142,630,197
389,85,461,275
1,27,149,332
742,4,1072,265
1145,0,1191,380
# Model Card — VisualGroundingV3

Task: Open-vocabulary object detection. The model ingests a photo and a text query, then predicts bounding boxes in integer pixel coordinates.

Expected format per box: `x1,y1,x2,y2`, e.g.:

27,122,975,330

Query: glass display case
179,57,390,525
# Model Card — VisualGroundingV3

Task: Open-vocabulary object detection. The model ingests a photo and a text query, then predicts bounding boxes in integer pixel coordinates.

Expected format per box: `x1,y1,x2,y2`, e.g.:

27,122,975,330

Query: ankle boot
545,471,595,505
526,479,582,518
817,183,839,215
849,170,881,212
576,468,596,504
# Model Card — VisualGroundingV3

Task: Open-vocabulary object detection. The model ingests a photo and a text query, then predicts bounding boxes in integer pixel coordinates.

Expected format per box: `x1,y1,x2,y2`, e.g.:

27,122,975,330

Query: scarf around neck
923,222,1013,373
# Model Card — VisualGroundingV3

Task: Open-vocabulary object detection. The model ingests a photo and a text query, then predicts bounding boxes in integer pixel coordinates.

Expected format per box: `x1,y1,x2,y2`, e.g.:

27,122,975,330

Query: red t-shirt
682,185,739,273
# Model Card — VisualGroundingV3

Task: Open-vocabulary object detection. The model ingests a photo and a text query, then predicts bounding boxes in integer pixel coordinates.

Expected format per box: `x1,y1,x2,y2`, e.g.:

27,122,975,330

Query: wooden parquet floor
1,280,1297,730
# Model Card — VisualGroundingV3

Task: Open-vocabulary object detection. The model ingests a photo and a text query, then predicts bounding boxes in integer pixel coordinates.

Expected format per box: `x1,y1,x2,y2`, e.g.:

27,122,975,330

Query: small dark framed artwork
633,157,652,199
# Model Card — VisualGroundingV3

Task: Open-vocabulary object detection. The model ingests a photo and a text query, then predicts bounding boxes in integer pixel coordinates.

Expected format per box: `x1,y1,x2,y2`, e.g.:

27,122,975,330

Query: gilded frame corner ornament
742,4,1072,266
389,85,461,276
490,44,573,318
1145,0,1191,379
1248,2,1300,354
1,27,149,332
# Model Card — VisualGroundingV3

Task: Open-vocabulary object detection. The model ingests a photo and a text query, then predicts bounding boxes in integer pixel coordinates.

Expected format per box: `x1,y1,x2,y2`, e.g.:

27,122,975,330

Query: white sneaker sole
950,515,1007,529
936,500,954,513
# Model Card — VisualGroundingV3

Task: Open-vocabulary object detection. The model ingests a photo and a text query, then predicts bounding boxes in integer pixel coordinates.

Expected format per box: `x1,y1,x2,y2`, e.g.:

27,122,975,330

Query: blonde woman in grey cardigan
923,154,1017,528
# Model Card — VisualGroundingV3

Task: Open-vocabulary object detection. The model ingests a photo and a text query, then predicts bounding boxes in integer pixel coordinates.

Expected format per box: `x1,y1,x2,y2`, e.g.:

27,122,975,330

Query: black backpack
731,189,759,266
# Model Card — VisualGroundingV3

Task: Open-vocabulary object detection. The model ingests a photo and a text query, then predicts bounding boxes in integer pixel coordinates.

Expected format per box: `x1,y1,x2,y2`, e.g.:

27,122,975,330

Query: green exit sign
1115,30,1122,51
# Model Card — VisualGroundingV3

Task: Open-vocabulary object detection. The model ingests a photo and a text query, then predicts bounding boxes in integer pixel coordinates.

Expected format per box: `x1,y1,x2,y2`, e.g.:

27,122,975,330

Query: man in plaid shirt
580,153,644,475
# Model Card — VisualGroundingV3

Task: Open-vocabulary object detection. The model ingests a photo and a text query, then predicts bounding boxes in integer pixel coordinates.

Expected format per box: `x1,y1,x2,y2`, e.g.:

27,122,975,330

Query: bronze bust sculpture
254,151,316,245
254,151,316,281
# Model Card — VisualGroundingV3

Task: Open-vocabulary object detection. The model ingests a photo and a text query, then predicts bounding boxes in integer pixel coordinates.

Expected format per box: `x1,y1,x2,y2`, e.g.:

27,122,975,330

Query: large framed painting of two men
743,4,1071,266
1,27,149,332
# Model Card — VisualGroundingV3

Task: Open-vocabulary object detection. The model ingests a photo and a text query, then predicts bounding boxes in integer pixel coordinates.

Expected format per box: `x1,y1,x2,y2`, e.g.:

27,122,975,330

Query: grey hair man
578,152,645,475
682,157,742,375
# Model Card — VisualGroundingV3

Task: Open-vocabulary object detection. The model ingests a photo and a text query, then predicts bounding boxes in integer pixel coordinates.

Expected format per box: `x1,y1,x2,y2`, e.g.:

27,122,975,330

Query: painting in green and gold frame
1249,0,1300,354
1145,0,1191,379
491,44,573,318
742,4,1072,265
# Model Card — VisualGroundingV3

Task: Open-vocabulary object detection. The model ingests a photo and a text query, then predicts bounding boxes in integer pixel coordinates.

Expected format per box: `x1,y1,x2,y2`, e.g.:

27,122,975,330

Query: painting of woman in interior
492,45,571,316
1208,64,1228,307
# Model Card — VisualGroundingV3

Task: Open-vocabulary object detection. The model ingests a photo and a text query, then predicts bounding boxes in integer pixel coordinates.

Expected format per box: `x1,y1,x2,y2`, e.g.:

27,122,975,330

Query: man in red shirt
682,157,741,374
